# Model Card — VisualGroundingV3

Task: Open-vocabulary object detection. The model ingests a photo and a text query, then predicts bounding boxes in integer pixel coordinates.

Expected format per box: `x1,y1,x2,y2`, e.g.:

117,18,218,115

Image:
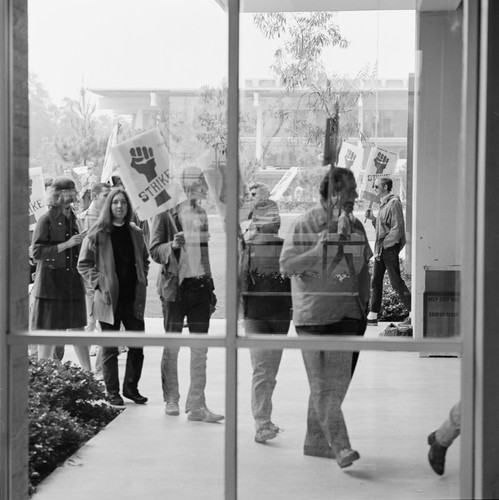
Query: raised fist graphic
344,149,357,169
130,146,157,183
154,190,170,207
373,152,389,174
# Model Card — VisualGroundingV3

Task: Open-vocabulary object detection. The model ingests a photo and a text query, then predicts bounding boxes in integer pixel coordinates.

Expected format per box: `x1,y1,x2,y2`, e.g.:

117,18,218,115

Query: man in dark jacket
364,176,411,326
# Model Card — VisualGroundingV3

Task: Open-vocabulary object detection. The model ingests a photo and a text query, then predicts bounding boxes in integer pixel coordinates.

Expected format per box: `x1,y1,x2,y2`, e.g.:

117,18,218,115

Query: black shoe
123,390,148,404
428,431,447,475
106,394,125,406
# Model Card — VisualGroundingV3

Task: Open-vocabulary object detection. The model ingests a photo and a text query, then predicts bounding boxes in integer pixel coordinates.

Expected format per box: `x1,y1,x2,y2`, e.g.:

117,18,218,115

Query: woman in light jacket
78,187,149,406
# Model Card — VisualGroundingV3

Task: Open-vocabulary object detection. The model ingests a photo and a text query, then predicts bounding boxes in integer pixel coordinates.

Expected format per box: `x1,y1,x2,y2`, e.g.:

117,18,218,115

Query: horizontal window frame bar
7,331,462,353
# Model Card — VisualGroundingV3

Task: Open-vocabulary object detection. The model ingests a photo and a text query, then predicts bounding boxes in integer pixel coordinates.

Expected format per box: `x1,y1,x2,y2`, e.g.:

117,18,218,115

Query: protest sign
29,168,47,231
270,167,299,200
337,141,364,175
111,128,186,220
101,123,121,184
359,147,398,203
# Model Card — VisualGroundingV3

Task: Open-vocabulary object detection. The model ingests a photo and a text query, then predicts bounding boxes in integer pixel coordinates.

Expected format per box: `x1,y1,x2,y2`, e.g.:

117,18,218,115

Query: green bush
370,259,412,322
28,357,122,496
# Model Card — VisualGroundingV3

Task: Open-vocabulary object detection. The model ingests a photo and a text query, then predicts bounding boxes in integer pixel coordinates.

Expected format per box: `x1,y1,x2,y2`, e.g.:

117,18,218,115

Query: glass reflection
237,348,460,499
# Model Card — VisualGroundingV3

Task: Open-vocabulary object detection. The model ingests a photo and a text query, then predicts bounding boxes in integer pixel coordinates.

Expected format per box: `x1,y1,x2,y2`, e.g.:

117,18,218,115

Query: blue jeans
370,245,411,313
99,298,145,397
160,277,212,412
296,320,362,456
245,317,290,431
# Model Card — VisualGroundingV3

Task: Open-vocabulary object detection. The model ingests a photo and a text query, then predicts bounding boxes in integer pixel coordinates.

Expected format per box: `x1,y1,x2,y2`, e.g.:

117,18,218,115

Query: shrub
369,259,412,322
28,357,122,496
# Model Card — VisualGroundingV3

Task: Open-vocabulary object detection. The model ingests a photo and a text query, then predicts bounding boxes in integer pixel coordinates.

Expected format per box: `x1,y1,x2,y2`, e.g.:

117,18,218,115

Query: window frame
2,1,491,498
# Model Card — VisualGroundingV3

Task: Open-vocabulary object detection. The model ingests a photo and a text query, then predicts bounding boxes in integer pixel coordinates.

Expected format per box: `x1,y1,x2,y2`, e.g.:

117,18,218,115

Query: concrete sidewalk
32,320,460,500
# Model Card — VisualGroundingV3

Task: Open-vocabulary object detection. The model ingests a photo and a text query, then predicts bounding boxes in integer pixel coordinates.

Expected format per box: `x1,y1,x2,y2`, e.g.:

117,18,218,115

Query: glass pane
237,347,460,499
28,0,227,496
29,346,226,498
28,0,228,342
238,3,463,498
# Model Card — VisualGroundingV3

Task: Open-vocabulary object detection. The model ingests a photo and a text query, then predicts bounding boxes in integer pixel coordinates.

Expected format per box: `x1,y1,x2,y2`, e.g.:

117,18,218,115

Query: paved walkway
32,320,460,500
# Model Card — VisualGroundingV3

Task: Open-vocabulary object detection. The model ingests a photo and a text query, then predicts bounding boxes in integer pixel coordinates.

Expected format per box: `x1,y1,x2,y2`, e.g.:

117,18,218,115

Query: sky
28,0,415,104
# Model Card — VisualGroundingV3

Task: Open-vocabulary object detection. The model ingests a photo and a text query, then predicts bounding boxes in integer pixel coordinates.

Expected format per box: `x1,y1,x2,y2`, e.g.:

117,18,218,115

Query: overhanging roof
214,0,461,12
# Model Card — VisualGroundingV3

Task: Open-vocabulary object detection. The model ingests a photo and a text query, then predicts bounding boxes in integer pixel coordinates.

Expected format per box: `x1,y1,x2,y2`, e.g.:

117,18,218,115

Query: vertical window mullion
0,0,11,496
225,0,240,498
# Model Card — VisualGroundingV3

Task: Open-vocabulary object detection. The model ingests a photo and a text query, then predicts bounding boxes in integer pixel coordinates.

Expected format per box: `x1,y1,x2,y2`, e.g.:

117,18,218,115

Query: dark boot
123,348,147,404
102,346,120,396
428,431,448,475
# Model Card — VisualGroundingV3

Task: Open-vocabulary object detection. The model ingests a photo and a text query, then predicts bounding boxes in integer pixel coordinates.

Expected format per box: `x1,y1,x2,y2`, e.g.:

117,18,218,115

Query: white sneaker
165,402,180,416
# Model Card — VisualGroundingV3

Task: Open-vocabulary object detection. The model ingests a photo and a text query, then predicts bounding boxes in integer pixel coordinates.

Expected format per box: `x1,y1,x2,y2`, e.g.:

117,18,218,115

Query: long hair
87,187,133,249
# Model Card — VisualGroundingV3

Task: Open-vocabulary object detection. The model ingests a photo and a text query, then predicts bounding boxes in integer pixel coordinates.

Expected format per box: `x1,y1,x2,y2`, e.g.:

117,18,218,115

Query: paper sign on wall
29,167,47,231
337,141,364,175
359,147,398,203
111,128,186,220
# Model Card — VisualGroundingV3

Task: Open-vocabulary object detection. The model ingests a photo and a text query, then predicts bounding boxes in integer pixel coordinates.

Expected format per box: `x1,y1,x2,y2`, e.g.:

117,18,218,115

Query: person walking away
31,176,91,372
78,187,149,406
240,199,291,443
280,168,372,469
149,165,224,423
364,176,411,326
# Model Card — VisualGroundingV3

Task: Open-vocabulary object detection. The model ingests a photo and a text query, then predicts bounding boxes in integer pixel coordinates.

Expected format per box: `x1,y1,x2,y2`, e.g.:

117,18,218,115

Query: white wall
413,9,463,339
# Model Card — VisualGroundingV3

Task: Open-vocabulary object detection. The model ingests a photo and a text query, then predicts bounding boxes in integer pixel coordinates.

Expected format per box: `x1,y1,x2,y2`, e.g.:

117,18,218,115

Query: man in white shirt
149,165,224,423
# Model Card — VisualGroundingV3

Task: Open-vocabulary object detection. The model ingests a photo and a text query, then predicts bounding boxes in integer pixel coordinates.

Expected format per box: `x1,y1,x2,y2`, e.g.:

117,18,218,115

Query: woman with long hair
31,176,91,371
78,188,149,406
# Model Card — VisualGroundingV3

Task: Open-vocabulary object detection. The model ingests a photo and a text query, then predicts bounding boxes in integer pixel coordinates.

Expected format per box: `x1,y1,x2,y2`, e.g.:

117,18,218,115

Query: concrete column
413,9,463,340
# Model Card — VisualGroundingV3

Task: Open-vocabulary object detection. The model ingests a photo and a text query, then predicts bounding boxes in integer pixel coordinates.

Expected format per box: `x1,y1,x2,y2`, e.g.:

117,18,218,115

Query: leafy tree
254,12,349,92
29,74,61,161
194,81,229,163
54,87,108,170
254,12,374,151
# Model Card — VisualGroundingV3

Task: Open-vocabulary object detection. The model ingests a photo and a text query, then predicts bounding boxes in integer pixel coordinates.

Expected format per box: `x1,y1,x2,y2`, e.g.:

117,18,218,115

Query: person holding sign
364,177,411,326
149,165,224,423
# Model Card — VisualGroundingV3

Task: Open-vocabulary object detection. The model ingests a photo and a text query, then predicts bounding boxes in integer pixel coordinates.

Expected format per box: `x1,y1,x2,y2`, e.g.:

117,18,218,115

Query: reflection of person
79,182,111,379
427,401,461,475
149,165,224,423
78,188,150,406
280,168,372,468
365,177,411,326
245,182,280,240
31,177,91,372
294,185,305,202
338,200,355,239
240,204,291,444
